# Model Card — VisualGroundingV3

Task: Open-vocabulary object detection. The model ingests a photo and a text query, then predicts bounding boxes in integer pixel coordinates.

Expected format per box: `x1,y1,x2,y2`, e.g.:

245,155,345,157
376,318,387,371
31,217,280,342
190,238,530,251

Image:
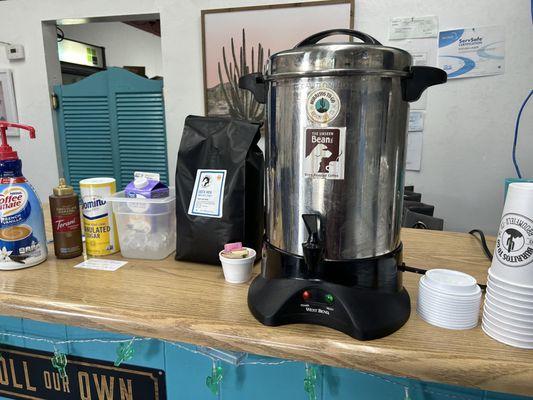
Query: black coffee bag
175,115,264,264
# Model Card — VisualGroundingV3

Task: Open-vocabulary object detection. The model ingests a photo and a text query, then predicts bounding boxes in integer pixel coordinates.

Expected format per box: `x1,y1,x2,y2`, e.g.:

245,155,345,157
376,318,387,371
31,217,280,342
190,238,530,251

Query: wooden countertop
0,228,531,397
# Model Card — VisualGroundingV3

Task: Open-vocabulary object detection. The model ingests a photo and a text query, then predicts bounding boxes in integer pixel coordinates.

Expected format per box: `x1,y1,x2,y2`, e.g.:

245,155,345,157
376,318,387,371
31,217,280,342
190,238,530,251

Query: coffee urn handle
402,66,447,102
295,29,382,46
238,73,267,104
302,214,325,276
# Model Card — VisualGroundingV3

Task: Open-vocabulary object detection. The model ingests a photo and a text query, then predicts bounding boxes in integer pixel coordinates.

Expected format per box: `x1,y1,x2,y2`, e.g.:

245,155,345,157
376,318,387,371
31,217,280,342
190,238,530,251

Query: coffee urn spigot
302,214,325,276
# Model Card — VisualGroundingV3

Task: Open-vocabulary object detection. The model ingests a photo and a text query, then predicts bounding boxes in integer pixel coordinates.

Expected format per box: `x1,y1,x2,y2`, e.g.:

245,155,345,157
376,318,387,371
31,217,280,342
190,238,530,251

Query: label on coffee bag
188,169,226,218
303,127,346,180
495,213,533,267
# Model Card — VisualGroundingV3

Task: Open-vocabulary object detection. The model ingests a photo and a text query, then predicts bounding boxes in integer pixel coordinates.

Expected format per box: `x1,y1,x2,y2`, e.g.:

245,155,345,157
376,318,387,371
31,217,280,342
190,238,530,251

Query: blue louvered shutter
54,67,168,192
115,92,168,186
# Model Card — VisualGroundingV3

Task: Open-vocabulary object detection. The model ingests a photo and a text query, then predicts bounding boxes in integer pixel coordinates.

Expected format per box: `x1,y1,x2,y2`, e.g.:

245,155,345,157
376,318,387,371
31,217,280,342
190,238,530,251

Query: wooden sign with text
0,344,166,400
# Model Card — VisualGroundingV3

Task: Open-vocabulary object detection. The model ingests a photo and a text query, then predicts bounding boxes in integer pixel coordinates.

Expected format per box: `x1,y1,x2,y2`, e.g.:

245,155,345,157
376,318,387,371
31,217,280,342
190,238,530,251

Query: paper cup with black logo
491,183,533,286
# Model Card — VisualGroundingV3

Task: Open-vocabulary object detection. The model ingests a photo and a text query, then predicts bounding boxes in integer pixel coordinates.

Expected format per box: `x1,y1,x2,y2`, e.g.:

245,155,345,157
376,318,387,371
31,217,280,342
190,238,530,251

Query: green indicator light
325,294,334,304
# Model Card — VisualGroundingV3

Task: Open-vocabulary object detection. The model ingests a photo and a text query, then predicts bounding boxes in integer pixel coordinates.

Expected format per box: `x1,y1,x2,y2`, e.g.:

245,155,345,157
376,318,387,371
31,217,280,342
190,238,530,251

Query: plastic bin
107,188,176,259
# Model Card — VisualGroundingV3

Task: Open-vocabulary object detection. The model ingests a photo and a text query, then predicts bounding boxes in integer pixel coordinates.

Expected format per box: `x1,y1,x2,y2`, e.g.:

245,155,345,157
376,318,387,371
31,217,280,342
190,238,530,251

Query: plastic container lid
425,269,479,295
107,188,175,205
420,277,481,299
79,177,116,186
266,29,412,80
134,177,149,189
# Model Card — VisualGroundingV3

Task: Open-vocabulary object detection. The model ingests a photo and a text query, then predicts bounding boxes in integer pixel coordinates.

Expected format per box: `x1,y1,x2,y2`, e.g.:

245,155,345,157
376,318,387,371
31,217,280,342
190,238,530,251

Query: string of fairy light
0,331,483,400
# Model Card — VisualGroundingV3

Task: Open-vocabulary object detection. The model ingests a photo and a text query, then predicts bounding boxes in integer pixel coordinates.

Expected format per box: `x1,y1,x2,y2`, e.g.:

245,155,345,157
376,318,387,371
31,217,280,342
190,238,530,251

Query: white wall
0,0,531,235
367,0,533,235
61,22,163,78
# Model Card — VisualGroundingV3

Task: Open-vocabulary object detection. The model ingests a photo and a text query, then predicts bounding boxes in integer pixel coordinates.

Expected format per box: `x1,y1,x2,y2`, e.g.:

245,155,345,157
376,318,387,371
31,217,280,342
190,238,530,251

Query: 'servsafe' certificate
188,169,226,218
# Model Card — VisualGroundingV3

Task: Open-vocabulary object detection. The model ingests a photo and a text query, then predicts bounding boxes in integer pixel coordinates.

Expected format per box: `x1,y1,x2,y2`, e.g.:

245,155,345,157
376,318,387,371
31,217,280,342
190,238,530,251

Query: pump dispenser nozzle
0,121,36,160
301,213,325,276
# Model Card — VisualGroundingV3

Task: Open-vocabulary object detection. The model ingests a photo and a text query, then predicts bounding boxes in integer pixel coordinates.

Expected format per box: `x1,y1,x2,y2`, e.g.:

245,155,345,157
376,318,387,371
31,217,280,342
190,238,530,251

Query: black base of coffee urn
247,242,411,340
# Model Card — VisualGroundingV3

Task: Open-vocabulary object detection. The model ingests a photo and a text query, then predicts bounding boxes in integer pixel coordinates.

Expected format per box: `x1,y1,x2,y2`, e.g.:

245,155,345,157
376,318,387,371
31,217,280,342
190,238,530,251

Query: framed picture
202,0,354,121
0,69,18,136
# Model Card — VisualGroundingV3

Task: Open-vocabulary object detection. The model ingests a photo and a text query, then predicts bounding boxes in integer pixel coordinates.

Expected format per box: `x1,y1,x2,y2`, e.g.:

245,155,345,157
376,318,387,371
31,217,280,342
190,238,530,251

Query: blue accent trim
438,29,464,48
82,212,108,220
477,41,505,60
0,159,22,177
441,56,476,78
512,90,533,179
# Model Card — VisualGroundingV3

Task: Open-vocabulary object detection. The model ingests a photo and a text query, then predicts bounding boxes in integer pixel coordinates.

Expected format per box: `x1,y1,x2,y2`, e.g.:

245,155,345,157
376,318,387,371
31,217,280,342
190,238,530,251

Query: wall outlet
6,44,25,60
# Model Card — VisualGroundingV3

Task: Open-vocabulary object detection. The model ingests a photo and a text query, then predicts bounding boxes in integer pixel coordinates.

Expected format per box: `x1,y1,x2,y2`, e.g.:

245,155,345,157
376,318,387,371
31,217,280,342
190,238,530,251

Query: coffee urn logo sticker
303,127,346,180
306,87,341,123
496,213,533,267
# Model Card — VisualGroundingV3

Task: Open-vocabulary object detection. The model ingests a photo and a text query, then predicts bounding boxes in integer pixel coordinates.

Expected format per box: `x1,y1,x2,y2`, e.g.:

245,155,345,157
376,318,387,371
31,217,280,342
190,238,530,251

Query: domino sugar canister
80,177,120,256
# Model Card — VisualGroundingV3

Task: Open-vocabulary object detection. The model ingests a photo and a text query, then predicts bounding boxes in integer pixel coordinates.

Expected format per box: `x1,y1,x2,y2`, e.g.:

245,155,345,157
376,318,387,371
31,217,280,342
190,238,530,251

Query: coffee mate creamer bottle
0,122,47,270
80,178,119,256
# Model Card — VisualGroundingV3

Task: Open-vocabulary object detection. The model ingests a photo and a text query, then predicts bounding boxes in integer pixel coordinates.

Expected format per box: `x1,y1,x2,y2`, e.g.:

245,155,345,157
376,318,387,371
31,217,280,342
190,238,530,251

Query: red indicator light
302,290,311,301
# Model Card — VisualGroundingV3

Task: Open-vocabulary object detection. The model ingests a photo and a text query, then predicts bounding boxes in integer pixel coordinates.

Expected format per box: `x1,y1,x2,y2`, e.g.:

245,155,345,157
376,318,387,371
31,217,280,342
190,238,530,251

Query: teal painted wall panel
65,325,127,363
323,366,404,399
65,325,165,370
164,342,216,399
488,393,533,400
21,320,68,354
0,317,23,400
221,355,304,399
414,380,486,400
0,317,530,400
0,317,25,347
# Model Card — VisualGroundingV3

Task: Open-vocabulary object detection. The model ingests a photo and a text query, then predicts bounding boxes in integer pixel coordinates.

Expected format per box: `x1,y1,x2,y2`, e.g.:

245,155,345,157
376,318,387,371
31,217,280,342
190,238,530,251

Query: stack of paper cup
417,269,482,330
482,183,533,349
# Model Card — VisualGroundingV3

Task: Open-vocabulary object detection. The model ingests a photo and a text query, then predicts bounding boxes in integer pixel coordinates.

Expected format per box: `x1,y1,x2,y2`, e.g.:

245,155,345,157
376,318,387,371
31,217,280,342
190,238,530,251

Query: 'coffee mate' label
0,186,31,226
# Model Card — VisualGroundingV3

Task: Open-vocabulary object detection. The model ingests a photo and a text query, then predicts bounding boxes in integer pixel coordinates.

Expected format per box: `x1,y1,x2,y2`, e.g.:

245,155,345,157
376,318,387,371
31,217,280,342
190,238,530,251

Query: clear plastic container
107,188,176,259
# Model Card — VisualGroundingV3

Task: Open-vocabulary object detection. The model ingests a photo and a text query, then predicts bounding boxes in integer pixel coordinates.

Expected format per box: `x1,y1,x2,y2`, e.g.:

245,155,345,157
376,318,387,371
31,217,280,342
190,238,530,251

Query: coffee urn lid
266,29,412,79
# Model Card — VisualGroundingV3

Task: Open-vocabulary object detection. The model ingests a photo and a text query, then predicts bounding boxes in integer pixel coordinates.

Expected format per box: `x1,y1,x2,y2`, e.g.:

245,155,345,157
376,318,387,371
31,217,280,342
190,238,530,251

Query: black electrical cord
56,26,64,42
400,264,427,275
468,229,493,261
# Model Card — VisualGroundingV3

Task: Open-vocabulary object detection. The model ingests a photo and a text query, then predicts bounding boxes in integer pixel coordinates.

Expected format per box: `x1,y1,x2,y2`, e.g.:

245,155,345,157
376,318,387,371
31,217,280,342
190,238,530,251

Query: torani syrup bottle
50,178,83,259
0,121,47,270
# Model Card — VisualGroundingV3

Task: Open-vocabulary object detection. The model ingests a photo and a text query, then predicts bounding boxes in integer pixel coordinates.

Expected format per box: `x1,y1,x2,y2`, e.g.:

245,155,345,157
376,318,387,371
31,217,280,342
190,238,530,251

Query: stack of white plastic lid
482,183,533,348
417,269,482,330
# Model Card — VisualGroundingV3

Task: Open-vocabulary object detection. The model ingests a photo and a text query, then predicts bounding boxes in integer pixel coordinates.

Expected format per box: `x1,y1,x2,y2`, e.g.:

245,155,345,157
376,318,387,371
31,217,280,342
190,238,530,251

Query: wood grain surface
0,223,531,397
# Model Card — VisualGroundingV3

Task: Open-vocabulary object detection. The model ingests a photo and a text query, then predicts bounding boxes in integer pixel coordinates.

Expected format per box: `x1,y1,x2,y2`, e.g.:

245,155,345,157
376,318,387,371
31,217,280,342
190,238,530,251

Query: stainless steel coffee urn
240,29,446,340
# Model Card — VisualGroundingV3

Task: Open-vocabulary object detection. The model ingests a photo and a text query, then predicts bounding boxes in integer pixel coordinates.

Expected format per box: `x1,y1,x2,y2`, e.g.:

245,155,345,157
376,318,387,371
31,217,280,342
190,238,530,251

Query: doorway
43,15,168,191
